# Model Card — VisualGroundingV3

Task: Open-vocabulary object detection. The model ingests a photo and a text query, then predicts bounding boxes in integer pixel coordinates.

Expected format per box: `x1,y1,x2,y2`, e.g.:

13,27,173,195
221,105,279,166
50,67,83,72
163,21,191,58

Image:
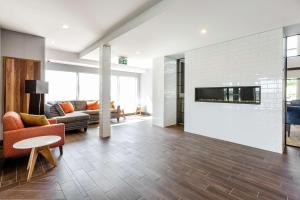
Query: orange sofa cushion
59,102,74,113
86,100,99,110
20,113,50,127
3,111,25,131
110,101,115,109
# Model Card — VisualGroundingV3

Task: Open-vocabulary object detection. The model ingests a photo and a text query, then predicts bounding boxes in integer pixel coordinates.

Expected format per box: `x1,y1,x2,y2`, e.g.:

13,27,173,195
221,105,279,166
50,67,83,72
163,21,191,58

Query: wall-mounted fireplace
195,86,261,104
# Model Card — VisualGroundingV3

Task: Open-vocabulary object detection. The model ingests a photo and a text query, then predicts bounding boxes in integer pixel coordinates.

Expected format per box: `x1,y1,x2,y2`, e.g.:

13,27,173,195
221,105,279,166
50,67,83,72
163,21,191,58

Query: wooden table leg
26,146,57,182
27,148,38,182
39,146,57,167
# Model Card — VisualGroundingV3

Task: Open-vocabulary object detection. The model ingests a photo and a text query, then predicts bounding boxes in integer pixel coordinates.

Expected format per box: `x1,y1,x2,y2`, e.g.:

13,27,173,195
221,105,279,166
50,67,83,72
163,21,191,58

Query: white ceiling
0,0,159,52
1,0,300,69
102,0,300,68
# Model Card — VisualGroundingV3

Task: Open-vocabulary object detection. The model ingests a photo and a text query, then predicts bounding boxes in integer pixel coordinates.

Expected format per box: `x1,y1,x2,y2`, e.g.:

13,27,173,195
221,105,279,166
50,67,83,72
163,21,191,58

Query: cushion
54,112,90,123
87,101,99,110
54,104,66,116
60,102,74,113
110,101,115,109
20,113,50,127
45,104,60,118
73,101,87,111
3,111,25,131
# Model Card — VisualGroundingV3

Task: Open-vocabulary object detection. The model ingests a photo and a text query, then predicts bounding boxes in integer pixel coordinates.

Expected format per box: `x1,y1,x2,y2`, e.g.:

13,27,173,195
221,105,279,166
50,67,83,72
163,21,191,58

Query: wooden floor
1,120,300,200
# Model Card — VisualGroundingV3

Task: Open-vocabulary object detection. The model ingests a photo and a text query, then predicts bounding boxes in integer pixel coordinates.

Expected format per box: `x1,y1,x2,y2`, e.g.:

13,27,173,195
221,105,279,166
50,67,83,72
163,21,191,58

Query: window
287,36,298,57
79,73,99,100
119,76,138,113
46,69,140,113
46,70,77,101
111,75,119,104
287,79,297,101
111,75,139,113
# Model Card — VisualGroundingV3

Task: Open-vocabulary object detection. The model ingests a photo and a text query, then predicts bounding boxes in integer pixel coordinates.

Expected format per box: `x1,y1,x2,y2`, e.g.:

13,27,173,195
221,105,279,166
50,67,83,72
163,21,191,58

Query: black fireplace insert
195,86,261,104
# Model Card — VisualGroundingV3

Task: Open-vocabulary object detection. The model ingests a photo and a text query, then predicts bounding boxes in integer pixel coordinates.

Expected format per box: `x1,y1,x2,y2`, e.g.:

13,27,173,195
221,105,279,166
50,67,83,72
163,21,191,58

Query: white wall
152,57,165,127
152,56,177,127
140,69,153,114
185,28,284,153
164,57,177,126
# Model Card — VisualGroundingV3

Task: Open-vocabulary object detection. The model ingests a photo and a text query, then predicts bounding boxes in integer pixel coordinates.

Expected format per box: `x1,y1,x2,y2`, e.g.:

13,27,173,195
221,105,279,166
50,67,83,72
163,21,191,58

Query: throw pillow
86,100,99,110
59,102,74,113
54,104,66,116
20,113,50,127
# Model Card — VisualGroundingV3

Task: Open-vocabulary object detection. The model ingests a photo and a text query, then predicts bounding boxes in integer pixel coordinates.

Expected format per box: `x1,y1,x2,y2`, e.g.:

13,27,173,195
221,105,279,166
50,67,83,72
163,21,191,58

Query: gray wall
0,29,46,140
1,29,46,79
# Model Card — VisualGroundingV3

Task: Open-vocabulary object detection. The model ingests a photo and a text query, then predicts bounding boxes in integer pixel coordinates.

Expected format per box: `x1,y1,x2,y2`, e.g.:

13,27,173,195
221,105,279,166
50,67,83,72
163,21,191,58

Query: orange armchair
3,111,65,158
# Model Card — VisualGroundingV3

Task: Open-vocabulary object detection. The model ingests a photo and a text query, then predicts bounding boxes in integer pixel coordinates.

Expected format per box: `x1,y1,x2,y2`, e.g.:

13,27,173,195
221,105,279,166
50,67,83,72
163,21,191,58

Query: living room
1,0,300,200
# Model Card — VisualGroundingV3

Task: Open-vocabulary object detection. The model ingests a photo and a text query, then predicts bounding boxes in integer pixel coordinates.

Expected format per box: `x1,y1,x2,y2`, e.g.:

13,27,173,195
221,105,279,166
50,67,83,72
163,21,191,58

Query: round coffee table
13,135,61,181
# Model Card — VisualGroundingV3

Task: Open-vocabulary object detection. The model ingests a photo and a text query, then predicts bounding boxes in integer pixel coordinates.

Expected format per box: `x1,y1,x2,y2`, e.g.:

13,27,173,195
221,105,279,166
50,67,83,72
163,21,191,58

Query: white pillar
99,45,111,138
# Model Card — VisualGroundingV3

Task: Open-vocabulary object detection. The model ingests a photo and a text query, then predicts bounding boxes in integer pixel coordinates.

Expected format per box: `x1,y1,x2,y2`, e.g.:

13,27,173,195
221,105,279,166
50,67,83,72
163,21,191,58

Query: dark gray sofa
45,100,123,132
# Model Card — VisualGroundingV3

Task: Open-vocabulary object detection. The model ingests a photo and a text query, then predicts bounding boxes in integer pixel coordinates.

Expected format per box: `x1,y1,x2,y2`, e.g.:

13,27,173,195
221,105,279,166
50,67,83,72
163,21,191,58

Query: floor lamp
25,80,49,115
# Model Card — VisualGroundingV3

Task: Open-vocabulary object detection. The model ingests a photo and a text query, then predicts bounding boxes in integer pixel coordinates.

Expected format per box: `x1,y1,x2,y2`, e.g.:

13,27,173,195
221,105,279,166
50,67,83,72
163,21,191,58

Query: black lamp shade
25,80,48,94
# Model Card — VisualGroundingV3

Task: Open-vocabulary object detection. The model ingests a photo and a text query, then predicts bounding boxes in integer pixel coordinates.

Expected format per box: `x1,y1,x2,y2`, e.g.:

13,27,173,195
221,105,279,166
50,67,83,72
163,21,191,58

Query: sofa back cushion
3,111,25,131
72,101,87,111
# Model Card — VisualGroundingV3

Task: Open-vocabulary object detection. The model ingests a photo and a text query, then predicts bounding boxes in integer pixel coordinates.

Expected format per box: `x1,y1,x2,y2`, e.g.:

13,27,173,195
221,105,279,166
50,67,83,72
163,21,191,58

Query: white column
99,45,111,138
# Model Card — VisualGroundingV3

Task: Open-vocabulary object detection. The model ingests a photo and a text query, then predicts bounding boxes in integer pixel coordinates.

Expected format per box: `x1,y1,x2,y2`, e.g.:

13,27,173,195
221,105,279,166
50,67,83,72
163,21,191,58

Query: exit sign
119,56,128,65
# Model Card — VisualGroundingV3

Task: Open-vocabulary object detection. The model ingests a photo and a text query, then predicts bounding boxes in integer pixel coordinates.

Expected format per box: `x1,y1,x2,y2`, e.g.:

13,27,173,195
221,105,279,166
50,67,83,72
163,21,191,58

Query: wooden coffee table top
13,135,61,149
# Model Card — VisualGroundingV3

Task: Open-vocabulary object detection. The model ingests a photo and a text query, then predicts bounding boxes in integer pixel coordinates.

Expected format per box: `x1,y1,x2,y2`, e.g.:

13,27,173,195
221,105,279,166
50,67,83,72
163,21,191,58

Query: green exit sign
119,56,128,65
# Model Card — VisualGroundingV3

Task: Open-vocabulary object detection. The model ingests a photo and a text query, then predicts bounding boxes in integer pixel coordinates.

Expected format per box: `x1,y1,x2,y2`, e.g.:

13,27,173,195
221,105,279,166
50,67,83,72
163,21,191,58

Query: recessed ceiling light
136,51,141,55
51,40,55,44
200,29,207,34
62,24,69,29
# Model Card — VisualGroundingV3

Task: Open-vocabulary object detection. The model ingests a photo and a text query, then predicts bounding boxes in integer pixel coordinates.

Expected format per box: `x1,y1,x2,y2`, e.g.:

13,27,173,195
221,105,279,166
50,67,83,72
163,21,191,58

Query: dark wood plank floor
1,120,300,200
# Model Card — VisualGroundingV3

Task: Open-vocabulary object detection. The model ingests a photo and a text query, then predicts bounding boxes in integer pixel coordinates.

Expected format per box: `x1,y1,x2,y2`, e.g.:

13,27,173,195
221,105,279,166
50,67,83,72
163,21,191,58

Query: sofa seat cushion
54,111,90,123
83,110,99,115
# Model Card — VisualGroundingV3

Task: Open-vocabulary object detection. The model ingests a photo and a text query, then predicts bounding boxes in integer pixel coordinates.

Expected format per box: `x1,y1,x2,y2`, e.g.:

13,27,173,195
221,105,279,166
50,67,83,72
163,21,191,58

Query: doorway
285,34,300,148
177,58,185,125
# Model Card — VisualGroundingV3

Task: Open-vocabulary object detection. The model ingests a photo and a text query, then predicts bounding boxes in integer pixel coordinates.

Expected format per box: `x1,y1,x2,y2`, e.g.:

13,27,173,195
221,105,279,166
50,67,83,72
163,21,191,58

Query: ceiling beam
79,0,171,58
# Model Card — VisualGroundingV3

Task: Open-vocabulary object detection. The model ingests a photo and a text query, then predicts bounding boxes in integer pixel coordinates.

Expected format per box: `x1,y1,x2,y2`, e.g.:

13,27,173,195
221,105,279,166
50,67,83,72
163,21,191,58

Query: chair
3,111,65,158
286,100,300,137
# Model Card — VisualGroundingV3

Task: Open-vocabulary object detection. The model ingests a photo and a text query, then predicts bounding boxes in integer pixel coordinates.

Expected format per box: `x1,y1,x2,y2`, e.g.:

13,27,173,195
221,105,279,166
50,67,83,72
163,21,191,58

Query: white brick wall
185,28,284,153
152,56,177,127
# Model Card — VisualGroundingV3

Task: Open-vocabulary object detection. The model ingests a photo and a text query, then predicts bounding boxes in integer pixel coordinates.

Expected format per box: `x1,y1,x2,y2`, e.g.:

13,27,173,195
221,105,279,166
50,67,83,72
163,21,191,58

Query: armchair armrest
3,123,65,158
48,118,57,124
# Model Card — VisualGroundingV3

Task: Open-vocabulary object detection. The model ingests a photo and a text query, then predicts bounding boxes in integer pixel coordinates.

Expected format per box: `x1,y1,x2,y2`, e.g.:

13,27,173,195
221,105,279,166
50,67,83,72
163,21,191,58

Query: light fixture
50,40,55,44
136,51,141,55
62,24,69,29
200,29,207,34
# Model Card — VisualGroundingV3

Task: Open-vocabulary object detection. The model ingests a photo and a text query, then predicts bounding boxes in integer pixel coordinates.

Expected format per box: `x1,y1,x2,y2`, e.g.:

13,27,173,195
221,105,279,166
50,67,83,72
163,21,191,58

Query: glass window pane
287,49,298,57
119,76,138,113
79,73,99,100
287,79,297,101
111,76,119,104
45,70,77,101
287,36,298,50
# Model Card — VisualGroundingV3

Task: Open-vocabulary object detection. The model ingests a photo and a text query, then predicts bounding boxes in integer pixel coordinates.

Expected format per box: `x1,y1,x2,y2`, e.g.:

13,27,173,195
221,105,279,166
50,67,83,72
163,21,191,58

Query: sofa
287,100,300,136
3,111,65,158
45,100,124,132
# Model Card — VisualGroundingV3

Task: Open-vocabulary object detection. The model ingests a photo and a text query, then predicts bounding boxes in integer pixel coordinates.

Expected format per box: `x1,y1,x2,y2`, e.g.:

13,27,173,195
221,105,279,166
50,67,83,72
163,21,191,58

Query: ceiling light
200,29,207,34
50,40,55,44
136,51,141,55
62,24,69,29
